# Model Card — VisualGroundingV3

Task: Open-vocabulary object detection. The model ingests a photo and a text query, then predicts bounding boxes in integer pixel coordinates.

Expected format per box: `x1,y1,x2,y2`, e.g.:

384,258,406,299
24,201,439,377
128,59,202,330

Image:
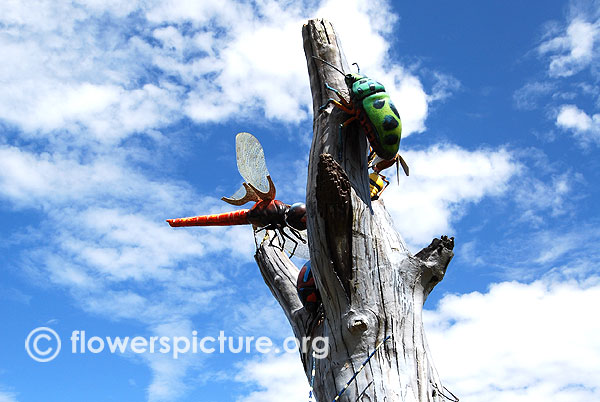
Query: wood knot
349,318,368,334
346,311,370,334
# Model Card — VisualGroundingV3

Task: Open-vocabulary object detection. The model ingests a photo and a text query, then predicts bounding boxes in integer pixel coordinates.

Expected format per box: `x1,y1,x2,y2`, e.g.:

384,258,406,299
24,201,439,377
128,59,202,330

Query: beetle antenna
352,62,360,73
312,56,345,76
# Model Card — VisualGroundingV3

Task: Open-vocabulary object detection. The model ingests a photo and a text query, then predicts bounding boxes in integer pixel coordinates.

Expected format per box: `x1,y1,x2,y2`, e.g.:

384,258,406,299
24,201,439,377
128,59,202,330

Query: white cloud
382,145,518,247
235,353,309,402
64,208,206,280
557,104,594,131
538,19,600,77
232,295,293,339
428,71,462,103
214,18,311,123
0,147,137,206
519,6,600,146
144,0,244,26
459,240,485,266
425,273,600,402
513,82,556,110
513,170,578,223
0,3,182,142
380,140,582,251
0,389,17,402
533,231,584,264
29,204,257,321
556,104,600,146
0,146,208,212
0,0,445,139
389,71,429,136
526,226,600,268
142,320,204,402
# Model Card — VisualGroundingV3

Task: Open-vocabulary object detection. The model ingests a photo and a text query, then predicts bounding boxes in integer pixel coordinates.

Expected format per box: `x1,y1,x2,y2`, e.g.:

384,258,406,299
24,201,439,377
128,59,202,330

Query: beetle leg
382,174,390,187
289,241,298,258
341,115,358,127
286,226,306,242
337,124,344,160
332,99,353,114
318,98,335,112
278,228,300,257
267,228,285,251
324,83,352,108
320,98,353,114
324,82,343,97
255,224,284,250
378,174,390,197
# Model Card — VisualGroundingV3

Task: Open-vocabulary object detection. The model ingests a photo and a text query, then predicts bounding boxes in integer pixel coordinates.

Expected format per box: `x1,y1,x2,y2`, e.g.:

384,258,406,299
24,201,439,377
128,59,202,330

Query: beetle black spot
357,88,363,94
373,99,385,109
359,79,368,85
389,101,400,119
382,115,399,130
384,134,399,145
369,84,376,91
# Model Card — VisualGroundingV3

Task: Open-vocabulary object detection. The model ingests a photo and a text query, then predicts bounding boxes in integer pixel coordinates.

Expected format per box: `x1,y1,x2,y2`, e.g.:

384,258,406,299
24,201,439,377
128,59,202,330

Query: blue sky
1,0,599,401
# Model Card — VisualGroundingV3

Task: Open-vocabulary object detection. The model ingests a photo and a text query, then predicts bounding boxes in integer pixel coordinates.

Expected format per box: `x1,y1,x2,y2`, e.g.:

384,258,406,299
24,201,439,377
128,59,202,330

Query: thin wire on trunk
331,335,391,402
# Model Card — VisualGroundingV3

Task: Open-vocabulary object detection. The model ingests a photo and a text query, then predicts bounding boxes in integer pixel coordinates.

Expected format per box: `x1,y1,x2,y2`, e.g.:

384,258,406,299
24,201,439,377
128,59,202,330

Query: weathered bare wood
253,19,456,401
254,241,311,342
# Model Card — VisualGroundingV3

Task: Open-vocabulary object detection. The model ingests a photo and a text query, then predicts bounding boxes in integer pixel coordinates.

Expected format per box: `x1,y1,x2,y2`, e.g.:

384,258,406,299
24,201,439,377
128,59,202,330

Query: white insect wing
235,132,270,194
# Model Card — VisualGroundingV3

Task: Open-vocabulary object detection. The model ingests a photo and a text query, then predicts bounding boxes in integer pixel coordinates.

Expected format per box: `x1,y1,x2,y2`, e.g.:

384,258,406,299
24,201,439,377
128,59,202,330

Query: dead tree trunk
255,19,455,401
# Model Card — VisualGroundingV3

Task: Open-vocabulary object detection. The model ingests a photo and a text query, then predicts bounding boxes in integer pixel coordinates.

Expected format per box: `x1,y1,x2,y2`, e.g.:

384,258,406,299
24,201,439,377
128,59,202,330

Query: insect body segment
167,209,249,227
347,76,401,160
297,261,321,313
369,172,389,201
360,92,402,160
247,199,306,233
367,151,410,201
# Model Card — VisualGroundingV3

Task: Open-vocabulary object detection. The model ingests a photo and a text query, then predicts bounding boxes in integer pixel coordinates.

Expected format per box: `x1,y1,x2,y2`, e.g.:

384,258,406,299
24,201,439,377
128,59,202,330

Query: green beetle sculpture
313,57,409,178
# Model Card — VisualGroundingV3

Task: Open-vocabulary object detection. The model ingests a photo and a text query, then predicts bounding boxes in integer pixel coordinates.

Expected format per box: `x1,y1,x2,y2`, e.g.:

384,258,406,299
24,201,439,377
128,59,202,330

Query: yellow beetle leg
329,99,353,114
378,174,390,197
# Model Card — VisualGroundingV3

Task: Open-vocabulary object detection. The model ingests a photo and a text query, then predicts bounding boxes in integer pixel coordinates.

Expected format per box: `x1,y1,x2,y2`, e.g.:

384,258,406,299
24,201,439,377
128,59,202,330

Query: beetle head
344,73,363,88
